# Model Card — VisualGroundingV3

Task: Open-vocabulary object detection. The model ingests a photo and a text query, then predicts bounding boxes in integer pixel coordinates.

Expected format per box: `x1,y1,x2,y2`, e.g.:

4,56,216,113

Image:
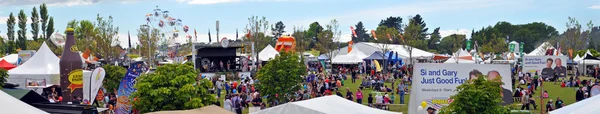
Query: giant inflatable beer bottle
60,28,84,103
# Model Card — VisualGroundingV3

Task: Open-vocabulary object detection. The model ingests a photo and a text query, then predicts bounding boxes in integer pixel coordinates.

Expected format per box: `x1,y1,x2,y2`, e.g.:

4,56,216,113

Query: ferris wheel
145,6,192,59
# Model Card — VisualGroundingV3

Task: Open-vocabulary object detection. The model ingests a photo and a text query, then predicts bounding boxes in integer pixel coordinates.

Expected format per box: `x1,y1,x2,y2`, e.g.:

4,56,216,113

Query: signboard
466,40,471,51
25,79,46,87
409,64,512,114
83,67,106,105
509,43,515,52
522,56,567,78
519,42,524,57
116,61,148,114
18,50,36,63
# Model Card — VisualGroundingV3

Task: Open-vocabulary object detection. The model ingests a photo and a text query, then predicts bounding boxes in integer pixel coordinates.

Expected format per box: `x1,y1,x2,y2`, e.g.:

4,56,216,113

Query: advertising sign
18,50,36,63
522,56,567,78
409,64,512,114
60,28,84,102
83,67,106,105
116,61,148,114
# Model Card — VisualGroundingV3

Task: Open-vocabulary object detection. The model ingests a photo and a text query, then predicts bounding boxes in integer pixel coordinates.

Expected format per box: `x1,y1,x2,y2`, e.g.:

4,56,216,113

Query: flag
399,34,405,42
208,29,212,43
557,42,561,56
128,31,131,49
348,41,353,53
387,33,392,41
194,29,198,42
371,30,377,39
236,29,239,40
350,26,357,38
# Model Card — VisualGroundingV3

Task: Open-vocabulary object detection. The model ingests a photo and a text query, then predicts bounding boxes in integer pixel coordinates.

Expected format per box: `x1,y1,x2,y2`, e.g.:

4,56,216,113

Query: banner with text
116,62,148,114
408,64,512,114
522,56,567,78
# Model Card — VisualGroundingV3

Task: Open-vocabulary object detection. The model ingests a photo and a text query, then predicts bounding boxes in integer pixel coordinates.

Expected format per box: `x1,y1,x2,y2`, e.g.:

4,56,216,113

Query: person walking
216,80,223,98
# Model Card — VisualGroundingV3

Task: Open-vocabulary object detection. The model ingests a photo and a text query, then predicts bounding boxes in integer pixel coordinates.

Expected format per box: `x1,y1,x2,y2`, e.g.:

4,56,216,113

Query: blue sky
1,0,600,47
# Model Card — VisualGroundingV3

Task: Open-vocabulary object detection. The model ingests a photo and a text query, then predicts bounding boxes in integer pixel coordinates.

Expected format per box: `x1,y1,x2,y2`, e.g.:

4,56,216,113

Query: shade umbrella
0,59,16,70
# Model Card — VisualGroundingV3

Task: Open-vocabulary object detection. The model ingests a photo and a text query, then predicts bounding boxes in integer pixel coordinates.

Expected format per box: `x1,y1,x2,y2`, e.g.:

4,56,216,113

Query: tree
428,27,441,50
40,3,49,40
439,76,508,114
0,69,8,89
30,7,40,41
352,21,370,42
256,51,305,104
73,20,96,53
94,14,121,60
412,14,428,40
438,34,466,55
403,17,428,64
103,65,126,94
17,10,27,50
306,22,324,49
379,16,403,32
138,25,160,65
244,16,271,55
271,21,286,39
315,19,340,63
131,63,216,113
46,17,58,54
562,17,586,51
6,12,16,53
292,26,308,54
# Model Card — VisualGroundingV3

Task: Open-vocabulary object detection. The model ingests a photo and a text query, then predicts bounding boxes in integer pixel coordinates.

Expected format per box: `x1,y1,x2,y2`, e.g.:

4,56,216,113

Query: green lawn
215,75,593,114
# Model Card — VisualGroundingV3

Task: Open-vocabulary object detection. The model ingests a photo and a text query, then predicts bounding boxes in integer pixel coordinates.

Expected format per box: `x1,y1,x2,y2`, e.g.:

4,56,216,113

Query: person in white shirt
375,94,383,108
224,96,233,112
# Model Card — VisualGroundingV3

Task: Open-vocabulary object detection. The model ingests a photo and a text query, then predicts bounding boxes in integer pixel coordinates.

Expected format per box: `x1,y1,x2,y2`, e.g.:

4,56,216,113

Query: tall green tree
244,16,271,52
378,16,403,32
412,14,428,40
30,7,40,41
271,21,286,39
138,25,160,65
428,27,441,50
562,17,586,51
40,3,49,40
256,51,305,104
17,10,28,50
94,14,120,60
73,20,96,52
306,22,324,49
439,76,508,114
292,26,308,54
352,21,370,42
315,19,340,63
6,12,16,53
403,17,428,64
131,63,216,113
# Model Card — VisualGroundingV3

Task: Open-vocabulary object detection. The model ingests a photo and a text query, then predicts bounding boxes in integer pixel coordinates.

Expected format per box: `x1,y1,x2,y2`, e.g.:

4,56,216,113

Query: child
390,93,395,104
368,94,374,107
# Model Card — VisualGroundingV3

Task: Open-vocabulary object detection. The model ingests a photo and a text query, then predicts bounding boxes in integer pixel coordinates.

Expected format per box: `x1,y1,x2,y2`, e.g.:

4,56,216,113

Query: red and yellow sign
67,69,83,92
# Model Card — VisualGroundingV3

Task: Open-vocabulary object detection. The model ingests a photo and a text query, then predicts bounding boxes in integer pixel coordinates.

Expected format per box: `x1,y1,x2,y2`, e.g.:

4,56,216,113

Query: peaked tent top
252,95,402,114
0,59,16,70
347,47,368,59
8,42,60,75
364,51,385,60
259,44,279,61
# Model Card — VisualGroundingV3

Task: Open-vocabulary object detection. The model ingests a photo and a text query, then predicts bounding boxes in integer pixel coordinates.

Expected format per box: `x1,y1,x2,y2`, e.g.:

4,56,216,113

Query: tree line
2,4,54,54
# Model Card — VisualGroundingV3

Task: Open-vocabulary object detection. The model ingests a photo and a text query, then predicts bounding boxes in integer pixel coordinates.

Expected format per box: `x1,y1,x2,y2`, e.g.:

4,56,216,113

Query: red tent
0,59,16,70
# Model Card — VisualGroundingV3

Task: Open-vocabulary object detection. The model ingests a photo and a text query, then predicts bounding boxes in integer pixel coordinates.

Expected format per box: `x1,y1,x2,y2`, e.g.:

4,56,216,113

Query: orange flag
387,33,392,41
371,30,377,39
348,41,353,53
350,26,357,37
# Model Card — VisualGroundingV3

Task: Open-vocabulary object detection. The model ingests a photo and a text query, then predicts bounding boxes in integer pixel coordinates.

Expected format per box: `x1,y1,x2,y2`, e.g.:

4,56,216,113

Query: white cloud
0,16,7,24
439,29,471,39
180,0,292,4
0,0,102,7
589,5,600,9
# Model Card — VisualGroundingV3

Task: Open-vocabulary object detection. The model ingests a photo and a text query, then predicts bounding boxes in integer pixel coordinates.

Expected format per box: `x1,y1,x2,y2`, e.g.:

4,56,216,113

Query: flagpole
192,29,197,70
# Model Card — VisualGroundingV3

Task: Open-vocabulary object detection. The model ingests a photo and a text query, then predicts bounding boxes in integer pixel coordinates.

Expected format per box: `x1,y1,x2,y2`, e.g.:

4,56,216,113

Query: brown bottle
60,28,84,103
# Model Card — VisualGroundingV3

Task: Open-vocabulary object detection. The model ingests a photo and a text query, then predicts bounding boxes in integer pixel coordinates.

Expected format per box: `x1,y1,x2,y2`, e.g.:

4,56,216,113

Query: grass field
215,75,595,114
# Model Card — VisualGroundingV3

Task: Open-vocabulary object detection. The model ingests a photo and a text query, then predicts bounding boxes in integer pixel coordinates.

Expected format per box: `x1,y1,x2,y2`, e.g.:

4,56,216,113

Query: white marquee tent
259,45,279,61
0,54,19,64
444,49,475,64
0,90,49,114
527,42,563,56
332,48,367,64
550,94,600,114
251,95,402,114
8,42,61,88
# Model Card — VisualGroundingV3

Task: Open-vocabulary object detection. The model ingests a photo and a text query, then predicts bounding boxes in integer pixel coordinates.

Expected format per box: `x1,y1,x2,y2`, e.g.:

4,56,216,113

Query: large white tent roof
347,48,368,59
527,42,563,56
251,95,402,114
363,43,434,58
259,45,279,61
9,42,59,75
331,55,364,64
550,94,600,114
0,90,49,114
0,54,19,64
